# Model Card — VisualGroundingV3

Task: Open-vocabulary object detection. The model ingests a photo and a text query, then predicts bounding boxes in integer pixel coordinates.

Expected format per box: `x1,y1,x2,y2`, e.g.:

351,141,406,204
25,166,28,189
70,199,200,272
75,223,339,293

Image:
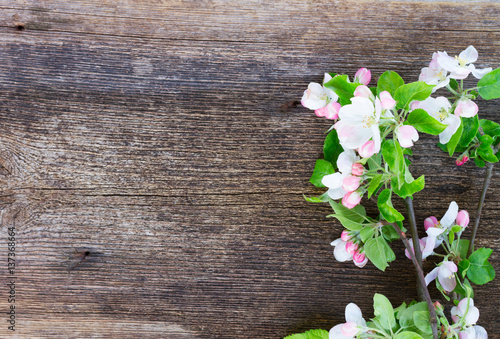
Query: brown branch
467,162,494,258
391,222,439,339
403,197,425,301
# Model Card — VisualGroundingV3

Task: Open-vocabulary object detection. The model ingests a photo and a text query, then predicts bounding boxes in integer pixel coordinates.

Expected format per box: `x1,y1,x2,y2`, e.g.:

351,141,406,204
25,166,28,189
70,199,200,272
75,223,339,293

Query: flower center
362,114,376,128
437,108,449,122
456,56,468,67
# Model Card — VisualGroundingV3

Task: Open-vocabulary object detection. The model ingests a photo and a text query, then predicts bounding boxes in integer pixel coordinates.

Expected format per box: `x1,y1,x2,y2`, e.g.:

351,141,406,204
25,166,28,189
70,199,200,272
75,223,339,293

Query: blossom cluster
329,297,487,339
292,45,500,339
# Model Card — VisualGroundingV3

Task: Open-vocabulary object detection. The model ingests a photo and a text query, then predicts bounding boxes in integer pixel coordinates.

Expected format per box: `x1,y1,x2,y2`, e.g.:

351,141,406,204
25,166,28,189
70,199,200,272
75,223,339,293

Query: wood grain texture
0,0,499,338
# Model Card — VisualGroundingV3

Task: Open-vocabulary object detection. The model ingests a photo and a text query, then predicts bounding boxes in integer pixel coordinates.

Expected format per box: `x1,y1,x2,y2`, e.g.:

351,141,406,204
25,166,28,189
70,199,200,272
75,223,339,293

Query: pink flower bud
455,99,478,118
342,191,362,209
353,85,372,98
352,251,364,263
341,230,351,242
345,241,359,254
314,101,341,120
353,251,368,268
424,216,438,231
342,175,361,192
456,154,469,166
358,140,375,158
434,301,443,311
341,322,358,337
351,163,364,176
456,210,470,228
354,67,371,85
379,91,396,110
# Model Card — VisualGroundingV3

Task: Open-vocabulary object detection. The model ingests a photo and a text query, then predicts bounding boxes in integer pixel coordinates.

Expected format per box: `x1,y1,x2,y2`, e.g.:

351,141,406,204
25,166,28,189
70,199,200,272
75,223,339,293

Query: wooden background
0,1,499,338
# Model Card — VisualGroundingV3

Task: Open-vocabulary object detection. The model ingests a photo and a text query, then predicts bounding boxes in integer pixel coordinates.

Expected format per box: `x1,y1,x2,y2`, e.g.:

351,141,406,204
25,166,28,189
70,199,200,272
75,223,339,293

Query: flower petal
337,150,358,174
345,303,365,326
459,45,478,64
329,324,351,339
425,267,440,286
472,67,492,79
441,201,459,228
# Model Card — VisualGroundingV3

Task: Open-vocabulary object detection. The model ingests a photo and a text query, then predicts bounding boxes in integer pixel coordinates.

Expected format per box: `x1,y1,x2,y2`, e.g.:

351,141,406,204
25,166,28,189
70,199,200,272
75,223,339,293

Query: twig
391,222,439,339
467,162,494,258
403,197,425,301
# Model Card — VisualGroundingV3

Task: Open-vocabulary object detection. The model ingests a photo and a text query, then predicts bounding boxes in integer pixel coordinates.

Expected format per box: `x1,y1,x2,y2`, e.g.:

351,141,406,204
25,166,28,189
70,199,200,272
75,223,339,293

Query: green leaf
382,224,400,242
367,174,384,199
377,71,405,97
467,248,496,285
399,302,428,328
474,157,486,167
458,259,471,279
478,144,498,163
284,329,329,339
323,129,343,165
457,239,470,260
328,200,367,223
360,226,376,242
382,139,405,189
324,75,359,106
365,237,389,271
382,238,396,262
480,119,500,139
394,332,424,339
449,79,459,92
309,159,334,187
394,302,407,320
373,293,396,330
406,109,447,135
459,116,479,147
447,121,463,156
479,134,494,147
413,311,432,335
477,67,500,100
394,81,434,110
367,153,382,171
392,175,425,199
378,189,405,223
304,192,330,203
329,215,365,231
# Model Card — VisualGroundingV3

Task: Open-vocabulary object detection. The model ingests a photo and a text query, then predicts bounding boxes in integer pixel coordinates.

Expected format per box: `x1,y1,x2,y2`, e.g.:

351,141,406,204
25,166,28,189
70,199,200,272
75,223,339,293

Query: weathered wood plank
0,1,499,43
0,1,499,338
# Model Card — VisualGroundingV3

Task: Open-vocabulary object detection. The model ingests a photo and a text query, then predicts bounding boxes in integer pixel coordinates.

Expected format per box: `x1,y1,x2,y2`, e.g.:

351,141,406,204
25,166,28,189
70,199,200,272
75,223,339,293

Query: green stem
467,162,494,257
391,222,439,339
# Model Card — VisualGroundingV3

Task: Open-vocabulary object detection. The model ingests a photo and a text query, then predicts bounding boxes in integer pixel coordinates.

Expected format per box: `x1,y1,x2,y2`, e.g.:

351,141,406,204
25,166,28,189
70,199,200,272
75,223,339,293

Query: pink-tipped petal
345,241,359,255
341,230,352,242
354,68,371,86
455,99,478,118
353,85,372,98
342,175,361,192
358,140,375,158
341,322,358,337
397,125,419,148
424,216,439,231
342,191,362,209
351,163,364,176
379,91,396,110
